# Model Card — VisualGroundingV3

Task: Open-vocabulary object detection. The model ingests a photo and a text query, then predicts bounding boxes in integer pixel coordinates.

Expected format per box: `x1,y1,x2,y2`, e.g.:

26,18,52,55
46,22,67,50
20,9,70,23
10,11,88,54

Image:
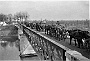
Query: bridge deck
18,24,90,60
34,31,90,59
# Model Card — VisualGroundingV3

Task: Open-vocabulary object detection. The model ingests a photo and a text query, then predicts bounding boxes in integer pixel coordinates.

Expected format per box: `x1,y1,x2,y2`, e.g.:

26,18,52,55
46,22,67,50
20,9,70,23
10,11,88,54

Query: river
0,40,20,60
0,25,40,61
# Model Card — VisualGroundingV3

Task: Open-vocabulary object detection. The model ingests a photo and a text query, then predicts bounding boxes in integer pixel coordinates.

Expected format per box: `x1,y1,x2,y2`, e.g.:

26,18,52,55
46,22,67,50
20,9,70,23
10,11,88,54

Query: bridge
16,23,90,61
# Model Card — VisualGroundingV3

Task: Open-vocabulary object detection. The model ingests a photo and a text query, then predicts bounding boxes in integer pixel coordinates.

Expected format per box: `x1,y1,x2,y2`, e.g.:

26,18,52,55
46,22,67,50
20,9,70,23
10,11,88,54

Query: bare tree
0,13,7,22
14,12,29,23
22,12,29,21
7,14,12,22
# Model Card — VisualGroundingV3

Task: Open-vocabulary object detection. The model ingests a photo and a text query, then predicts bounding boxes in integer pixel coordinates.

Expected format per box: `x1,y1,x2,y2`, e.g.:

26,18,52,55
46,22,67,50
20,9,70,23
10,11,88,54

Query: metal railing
17,23,90,61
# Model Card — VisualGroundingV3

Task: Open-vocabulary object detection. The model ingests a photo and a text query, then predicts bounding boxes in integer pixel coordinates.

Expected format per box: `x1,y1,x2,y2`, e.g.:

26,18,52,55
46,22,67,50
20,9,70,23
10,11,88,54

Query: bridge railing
17,23,90,61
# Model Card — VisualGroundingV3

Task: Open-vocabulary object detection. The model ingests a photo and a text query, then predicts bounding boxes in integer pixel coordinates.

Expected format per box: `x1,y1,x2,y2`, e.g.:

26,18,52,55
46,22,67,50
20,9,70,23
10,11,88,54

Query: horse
68,29,90,48
67,29,84,48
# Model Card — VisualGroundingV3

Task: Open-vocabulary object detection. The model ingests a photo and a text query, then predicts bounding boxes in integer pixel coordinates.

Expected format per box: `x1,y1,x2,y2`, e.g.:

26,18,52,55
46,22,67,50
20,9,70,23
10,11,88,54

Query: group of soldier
25,22,67,40
44,24,67,41
24,21,90,50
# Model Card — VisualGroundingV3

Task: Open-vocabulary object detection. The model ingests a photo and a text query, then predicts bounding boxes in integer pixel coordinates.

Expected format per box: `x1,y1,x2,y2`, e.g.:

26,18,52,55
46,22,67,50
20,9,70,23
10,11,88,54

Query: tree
7,14,12,22
14,12,29,23
0,13,7,22
22,12,29,21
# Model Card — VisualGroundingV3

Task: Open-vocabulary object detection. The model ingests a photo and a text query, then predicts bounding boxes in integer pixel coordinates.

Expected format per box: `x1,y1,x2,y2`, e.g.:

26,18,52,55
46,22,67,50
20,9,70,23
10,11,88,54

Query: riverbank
0,25,18,42
0,24,20,60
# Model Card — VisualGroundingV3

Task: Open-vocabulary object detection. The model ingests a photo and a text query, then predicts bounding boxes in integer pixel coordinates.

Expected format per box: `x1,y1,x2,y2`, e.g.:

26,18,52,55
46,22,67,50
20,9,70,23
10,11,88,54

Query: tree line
0,12,29,23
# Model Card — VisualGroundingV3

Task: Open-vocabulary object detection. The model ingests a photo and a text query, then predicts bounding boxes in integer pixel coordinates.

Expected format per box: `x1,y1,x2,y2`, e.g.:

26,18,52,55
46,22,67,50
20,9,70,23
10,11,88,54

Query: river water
0,40,20,60
0,25,39,61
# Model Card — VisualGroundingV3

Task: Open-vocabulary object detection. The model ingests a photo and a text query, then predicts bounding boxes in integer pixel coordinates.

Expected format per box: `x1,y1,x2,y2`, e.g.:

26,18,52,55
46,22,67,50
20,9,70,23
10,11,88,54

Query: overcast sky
0,1,89,20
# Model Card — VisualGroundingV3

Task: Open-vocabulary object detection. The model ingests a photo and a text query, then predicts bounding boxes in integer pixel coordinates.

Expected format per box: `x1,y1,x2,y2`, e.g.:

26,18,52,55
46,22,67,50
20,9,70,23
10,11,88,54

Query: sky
0,1,89,20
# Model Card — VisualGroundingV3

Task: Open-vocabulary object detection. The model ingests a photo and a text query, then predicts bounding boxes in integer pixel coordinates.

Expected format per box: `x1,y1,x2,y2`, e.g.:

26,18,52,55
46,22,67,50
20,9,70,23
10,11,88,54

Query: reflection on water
0,40,20,60
0,40,20,49
15,40,20,50
0,41,8,48
9,42,14,47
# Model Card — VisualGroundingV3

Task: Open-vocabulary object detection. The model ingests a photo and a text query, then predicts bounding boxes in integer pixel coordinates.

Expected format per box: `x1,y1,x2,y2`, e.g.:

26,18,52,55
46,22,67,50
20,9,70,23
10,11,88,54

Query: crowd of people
24,21,90,51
